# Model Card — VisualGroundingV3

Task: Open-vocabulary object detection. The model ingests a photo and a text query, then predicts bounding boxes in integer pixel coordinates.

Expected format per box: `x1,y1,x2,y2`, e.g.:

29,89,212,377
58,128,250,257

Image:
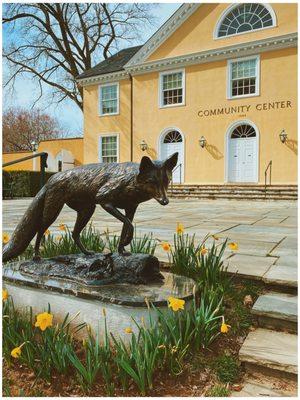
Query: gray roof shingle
77,45,142,80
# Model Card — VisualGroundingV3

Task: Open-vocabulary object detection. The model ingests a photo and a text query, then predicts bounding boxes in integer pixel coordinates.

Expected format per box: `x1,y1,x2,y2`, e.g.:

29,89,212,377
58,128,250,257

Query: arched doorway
159,128,184,183
226,121,259,183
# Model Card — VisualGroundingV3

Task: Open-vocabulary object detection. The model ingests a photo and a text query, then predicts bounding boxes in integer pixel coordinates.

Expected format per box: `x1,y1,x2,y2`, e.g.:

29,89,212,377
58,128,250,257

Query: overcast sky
3,3,179,136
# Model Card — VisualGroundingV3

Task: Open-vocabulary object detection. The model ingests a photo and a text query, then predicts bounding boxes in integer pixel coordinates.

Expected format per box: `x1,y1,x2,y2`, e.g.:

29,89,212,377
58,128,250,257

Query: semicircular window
163,130,183,143
218,3,274,38
231,124,256,139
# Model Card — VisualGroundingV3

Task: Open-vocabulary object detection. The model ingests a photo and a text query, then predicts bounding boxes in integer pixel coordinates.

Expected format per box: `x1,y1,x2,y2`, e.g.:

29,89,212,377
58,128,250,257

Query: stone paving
2,197,297,286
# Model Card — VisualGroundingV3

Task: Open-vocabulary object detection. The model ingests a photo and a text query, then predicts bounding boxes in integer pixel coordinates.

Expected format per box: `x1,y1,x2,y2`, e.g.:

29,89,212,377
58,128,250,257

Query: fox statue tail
3,187,46,262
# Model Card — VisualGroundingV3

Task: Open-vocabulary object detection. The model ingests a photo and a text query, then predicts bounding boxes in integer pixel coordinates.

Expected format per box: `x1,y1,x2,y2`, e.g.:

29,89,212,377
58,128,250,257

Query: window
228,56,259,99
163,130,183,143
231,124,256,138
159,70,185,107
99,83,119,115
99,135,118,163
216,3,275,38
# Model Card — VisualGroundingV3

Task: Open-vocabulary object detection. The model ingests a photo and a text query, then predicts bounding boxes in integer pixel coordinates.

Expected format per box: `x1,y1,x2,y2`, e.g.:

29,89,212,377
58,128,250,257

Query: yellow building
78,3,297,185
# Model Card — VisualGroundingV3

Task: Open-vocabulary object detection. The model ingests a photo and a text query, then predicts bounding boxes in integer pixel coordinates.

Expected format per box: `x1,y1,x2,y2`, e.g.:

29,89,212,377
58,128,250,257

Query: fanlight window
231,124,256,139
163,130,183,143
218,4,274,38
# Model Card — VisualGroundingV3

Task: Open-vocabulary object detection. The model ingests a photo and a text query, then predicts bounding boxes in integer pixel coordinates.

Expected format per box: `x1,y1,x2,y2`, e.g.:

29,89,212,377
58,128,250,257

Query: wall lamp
31,140,38,152
199,136,207,148
279,129,288,144
139,139,148,151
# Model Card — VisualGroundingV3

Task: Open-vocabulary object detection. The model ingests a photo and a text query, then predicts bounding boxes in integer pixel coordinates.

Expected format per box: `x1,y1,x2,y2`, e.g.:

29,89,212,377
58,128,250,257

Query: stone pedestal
3,255,195,342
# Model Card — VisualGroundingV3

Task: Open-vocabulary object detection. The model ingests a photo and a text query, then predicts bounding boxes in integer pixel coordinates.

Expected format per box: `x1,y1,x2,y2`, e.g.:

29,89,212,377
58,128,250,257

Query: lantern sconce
140,139,148,151
199,136,207,148
31,140,38,152
279,129,288,144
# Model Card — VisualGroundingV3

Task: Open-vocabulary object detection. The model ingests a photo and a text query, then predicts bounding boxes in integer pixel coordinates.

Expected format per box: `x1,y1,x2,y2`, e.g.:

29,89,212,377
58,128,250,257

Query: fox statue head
137,152,178,205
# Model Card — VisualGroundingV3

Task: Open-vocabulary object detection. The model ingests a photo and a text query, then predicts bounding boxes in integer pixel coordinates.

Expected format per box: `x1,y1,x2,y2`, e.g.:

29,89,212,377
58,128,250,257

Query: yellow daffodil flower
124,327,133,334
176,223,184,235
34,312,53,331
158,344,166,349
2,289,8,301
2,233,10,244
220,316,231,333
199,246,208,256
161,242,171,252
168,296,185,312
45,229,50,236
58,224,66,231
228,242,238,251
10,342,26,359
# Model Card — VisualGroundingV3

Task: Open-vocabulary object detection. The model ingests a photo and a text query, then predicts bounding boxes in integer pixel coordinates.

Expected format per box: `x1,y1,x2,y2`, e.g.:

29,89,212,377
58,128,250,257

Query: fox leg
100,203,134,256
118,206,137,255
33,200,64,260
71,205,96,255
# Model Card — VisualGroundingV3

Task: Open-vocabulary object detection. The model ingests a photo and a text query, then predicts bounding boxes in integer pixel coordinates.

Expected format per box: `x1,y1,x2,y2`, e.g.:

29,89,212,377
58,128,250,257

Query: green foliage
2,170,55,198
169,233,201,278
229,302,252,335
130,229,156,255
214,354,240,383
206,384,230,397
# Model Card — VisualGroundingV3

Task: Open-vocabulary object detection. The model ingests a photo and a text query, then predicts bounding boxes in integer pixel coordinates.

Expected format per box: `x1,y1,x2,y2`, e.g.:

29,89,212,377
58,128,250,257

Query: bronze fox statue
3,152,178,262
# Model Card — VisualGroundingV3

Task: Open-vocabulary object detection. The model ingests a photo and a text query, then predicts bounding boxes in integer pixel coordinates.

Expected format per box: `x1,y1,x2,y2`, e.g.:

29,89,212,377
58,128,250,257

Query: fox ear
139,156,154,174
164,152,178,171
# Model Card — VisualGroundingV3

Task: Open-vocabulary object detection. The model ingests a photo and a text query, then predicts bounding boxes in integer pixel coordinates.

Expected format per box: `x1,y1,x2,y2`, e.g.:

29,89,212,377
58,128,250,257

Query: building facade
79,3,297,185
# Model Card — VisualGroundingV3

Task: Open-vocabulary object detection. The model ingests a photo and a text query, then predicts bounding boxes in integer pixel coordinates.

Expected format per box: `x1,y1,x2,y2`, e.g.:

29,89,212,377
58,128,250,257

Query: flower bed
2,223,261,396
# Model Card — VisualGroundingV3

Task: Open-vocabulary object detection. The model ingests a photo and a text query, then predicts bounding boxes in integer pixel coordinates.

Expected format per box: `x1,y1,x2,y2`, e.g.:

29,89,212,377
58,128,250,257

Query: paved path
3,198,297,285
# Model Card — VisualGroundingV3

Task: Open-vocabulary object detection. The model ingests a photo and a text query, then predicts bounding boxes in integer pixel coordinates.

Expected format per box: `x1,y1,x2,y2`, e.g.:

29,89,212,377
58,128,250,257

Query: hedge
3,170,56,198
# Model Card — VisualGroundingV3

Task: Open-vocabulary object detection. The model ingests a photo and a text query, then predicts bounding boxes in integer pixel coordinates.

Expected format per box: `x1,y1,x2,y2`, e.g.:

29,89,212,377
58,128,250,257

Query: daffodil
34,312,53,331
45,229,50,236
11,342,26,359
168,296,185,312
58,224,66,231
176,223,184,235
199,246,208,256
228,242,238,251
158,344,166,349
56,235,62,242
212,234,219,240
161,242,171,252
220,316,231,333
124,327,133,334
2,233,10,244
2,289,8,301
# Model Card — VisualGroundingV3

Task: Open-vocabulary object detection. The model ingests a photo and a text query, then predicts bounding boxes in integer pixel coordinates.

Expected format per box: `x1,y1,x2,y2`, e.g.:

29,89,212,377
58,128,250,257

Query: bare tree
3,3,157,110
3,107,64,152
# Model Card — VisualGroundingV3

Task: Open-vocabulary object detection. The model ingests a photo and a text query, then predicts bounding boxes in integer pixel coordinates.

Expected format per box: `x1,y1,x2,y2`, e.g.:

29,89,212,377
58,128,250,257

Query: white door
228,124,258,183
161,130,184,183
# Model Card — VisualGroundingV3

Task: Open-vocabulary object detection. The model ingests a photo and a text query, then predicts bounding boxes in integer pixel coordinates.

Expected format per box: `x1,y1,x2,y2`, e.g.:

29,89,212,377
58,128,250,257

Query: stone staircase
168,184,298,200
237,287,298,396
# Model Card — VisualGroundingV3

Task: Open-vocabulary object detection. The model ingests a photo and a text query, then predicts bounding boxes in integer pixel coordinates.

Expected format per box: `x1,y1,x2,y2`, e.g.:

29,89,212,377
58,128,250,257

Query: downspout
129,73,133,162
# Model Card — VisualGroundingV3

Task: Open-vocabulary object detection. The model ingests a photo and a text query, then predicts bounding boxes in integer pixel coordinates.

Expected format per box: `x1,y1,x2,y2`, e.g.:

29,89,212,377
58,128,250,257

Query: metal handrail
264,160,272,196
3,152,48,190
170,163,182,192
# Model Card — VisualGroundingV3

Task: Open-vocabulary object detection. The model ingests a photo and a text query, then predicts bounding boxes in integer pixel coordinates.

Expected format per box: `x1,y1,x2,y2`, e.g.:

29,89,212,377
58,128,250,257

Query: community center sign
198,100,292,118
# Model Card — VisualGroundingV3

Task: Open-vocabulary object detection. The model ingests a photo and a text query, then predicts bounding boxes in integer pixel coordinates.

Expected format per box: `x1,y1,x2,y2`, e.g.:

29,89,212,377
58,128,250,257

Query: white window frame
227,55,260,100
99,82,119,116
159,68,185,109
98,133,119,163
213,3,277,40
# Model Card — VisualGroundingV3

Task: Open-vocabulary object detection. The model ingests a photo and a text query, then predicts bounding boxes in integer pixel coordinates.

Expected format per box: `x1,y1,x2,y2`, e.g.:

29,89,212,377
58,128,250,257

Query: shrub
213,354,240,383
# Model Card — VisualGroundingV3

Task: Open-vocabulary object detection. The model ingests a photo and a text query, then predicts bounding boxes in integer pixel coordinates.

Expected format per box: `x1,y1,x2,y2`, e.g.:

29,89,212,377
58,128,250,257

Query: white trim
126,33,297,76
98,82,119,117
158,126,185,183
98,133,120,163
158,68,185,109
78,71,129,87
125,4,201,68
225,119,259,183
213,3,277,40
227,55,260,100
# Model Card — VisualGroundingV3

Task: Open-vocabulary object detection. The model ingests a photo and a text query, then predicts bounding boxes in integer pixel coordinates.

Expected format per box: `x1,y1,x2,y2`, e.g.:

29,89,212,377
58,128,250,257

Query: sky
2,3,180,136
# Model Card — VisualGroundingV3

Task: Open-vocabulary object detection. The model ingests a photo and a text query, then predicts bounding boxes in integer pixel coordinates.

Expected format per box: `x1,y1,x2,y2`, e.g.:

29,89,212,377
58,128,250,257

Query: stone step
239,328,297,380
231,376,298,397
169,189,297,194
252,292,297,333
168,194,297,201
263,265,297,290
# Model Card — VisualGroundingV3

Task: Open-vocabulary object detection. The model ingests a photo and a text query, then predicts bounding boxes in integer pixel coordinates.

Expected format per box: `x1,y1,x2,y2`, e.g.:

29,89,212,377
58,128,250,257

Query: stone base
3,260,195,342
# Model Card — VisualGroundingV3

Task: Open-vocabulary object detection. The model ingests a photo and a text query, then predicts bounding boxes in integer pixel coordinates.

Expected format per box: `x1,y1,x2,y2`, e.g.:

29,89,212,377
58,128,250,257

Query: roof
77,45,143,80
